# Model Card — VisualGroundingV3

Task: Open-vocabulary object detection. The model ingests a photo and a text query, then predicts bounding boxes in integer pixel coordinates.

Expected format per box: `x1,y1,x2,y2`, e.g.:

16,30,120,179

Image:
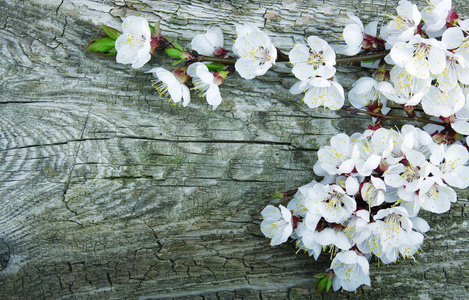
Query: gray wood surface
0,0,468,299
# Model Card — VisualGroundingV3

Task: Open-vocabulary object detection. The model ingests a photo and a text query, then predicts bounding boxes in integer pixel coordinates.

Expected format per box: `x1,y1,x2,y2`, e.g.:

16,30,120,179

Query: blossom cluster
261,124,469,291
344,0,469,143
260,0,469,293
87,0,469,294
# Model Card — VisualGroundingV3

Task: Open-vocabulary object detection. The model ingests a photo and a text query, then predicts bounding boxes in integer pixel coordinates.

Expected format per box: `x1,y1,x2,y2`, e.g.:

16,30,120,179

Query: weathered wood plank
0,0,468,299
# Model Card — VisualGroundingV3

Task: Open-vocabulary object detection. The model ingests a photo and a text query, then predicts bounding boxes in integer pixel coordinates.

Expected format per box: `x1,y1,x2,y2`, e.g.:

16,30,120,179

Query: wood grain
0,0,468,298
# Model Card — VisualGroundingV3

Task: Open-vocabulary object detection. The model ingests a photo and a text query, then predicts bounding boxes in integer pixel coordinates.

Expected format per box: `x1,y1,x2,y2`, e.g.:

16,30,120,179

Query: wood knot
0,239,10,271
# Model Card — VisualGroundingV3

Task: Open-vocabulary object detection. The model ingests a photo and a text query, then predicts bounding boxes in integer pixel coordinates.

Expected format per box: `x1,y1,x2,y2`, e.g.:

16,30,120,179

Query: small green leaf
165,48,183,58
363,59,378,63
172,59,183,66
313,273,326,279
272,191,283,199
102,25,121,40
206,63,227,72
105,48,117,56
325,278,332,292
86,37,116,53
315,277,328,294
173,41,183,52
149,23,155,33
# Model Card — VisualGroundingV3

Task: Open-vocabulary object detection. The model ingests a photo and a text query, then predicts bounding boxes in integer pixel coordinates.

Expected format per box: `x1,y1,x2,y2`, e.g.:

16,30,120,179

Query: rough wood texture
0,0,468,299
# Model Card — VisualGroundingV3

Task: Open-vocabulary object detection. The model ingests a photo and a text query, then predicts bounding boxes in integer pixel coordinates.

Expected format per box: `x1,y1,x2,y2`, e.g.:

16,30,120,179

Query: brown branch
341,106,446,126
198,50,389,65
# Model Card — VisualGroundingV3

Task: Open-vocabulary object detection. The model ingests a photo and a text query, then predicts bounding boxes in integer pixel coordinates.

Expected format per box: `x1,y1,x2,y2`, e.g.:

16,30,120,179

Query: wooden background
0,0,468,298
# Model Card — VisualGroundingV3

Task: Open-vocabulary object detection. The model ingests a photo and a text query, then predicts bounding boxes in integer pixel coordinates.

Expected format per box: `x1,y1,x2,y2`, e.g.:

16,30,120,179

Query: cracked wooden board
0,0,468,298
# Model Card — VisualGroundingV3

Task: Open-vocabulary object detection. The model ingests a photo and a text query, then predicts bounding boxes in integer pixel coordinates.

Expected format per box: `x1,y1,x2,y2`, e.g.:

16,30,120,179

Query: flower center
255,46,272,65
402,164,421,183
308,50,325,68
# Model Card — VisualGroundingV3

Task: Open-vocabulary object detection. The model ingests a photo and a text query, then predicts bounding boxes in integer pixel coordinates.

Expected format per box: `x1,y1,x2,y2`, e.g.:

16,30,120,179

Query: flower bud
373,64,389,82
440,114,455,124
172,66,190,84
446,10,459,28
213,47,229,58
213,70,229,86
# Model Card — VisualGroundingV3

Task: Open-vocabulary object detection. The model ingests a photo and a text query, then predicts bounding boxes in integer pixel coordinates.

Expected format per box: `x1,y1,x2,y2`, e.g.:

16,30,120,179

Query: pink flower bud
446,10,459,28
172,66,190,84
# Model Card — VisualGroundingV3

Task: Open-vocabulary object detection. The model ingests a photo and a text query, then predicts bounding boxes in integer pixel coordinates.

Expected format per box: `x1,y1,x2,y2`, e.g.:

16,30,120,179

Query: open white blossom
361,176,386,208
316,133,359,176
390,35,446,79
293,222,322,259
306,184,356,223
341,15,381,55
232,24,277,79
349,77,388,111
331,250,371,292
287,182,317,218
374,207,413,250
436,52,469,92
383,0,421,45
377,66,431,106
191,27,224,56
355,128,394,176
290,77,344,110
115,16,152,68
260,205,293,246
387,150,431,191
421,85,465,117
419,177,457,213
187,63,222,109
442,20,469,62
452,103,469,135
148,68,190,106
421,0,452,35
314,228,352,251
429,144,469,189
289,36,336,80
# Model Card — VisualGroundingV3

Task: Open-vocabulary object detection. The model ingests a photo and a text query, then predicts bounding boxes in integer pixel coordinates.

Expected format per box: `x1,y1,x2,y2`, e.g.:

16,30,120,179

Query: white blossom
316,133,359,176
361,176,386,208
421,0,452,35
260,205,293,246
306,184,356,223
374,207,413,250
377,66,431,106
293,222,322,259
349,77,388,112
187,63,222,109
314,228,352,251
390,35,446,79
429,144,469,189
418,177,457,213
341,15,381,55
232,24,277,79
290,77,344,110
384,149,431,192
191,27,224,56
342,15,365,55
436,52,469,92
148,68,190,106
383,0,421,45
421,85,465,118
452,103,469,135
331,250,371,292
115,16,152,68
289,36,336,81
355,128,394,176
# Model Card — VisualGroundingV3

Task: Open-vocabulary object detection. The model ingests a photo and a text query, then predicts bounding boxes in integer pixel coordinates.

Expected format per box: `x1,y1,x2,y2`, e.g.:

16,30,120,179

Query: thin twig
341,106,446,126
199,50,389,65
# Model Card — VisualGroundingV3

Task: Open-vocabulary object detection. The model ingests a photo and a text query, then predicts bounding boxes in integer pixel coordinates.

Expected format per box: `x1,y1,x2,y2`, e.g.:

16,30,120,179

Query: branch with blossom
87,0,469,294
